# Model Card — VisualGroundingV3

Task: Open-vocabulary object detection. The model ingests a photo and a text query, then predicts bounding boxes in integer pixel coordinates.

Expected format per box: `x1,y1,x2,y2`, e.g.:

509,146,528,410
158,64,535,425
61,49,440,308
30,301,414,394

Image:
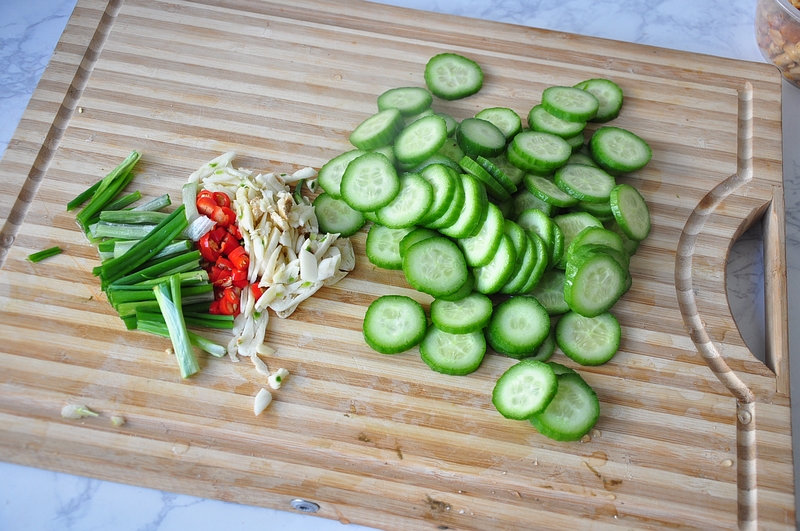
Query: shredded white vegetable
189,153,355,375
254,388,273,415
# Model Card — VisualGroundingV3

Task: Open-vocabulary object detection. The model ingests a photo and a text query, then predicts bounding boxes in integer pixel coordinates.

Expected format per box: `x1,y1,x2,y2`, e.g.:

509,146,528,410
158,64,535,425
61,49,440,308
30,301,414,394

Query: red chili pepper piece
250,283,264,302
213,191,231,208
196,196,218,217
198,232,221,263
228,245,249,271
216,256,234,270
227,223,242,240
219,232,239,256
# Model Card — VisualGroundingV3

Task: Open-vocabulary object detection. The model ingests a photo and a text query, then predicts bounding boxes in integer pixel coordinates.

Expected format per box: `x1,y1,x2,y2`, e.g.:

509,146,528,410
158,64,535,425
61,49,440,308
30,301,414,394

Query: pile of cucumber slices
312,52,653,442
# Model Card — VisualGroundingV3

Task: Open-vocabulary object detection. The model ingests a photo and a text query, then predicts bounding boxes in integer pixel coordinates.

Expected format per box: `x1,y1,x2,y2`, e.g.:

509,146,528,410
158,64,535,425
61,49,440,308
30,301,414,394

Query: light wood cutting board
0,0,794,529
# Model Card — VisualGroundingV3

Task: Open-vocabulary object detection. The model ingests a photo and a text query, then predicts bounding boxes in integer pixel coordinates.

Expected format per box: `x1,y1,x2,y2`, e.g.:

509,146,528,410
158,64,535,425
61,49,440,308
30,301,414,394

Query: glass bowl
755,0,800,88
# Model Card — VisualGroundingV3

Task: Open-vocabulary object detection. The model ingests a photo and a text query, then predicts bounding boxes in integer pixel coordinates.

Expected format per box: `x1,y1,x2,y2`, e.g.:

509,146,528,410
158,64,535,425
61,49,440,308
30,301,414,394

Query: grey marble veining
0,0,798,529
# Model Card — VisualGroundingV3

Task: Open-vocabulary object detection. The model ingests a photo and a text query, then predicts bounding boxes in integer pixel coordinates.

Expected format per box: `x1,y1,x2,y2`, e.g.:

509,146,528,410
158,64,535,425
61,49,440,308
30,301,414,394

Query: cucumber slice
609,183,651,241
492,359,558,420
516,207,555,258
375,172,434,228
420,326,486,376
604,218,640,256
409,153,462,174
523,174,579,208
340,152,400,212
475,107,522,140
318,149,366,198
424,169,466,230
518,231,549,294
565,227,627,264
424,52,484,101
547,361,578,376
436,112,459,137
529,268,570,315
402,236,469,297
456,118,507,159
488,153,526,187
393,114,448,166
416,164,459,225
563,249,627,317
349,108,405,150
475,155,517,194
528,325,556,362
439,174,489,239
554,163,616,203
473,234,517,295
499,230,539,295
556,310,621,366
436,269,476,302
365,224,415,270
590,126,652,174
363,295,428,354
399,227,439,257
528,104,586,138
565,132,586,152
458,202,505,268
574,199,614,221
541,86,599,122
509,131,572,171
430,292,493,334
530,372,600,441
574,78,623,123
438,138,466,164
512,188,555,218
487,296,550,358
312,193,366,237
377,86,433,117
459,155,510,201
552,212,603,269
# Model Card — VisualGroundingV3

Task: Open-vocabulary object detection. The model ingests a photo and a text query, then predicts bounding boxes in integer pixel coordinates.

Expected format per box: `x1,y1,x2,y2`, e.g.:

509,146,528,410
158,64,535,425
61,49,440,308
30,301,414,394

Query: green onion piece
293,179,305,204
98,204,188,286
99,210,169,225
136,309,234,330
94,222,158,240
114,239,193,260
27,246,62,263
152,276,199,378
67,180,102,211
136,319,228,357
131,270,209,288
109,248,200,287
76,150,141,230
107,283,213,307
133,194,171,212
182,182,199,223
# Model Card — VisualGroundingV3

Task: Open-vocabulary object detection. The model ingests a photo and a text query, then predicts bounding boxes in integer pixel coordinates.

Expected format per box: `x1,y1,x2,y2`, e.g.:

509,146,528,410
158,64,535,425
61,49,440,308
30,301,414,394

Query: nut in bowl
756,0,800,88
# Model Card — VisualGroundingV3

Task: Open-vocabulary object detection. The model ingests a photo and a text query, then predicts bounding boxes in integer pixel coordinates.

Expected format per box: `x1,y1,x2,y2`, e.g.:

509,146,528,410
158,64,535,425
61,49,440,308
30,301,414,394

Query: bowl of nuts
756,0,800,88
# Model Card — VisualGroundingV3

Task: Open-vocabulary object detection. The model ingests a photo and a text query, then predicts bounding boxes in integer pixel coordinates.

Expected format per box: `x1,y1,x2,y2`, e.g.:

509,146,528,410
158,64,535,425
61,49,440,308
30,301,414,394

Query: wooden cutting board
0,0,793,529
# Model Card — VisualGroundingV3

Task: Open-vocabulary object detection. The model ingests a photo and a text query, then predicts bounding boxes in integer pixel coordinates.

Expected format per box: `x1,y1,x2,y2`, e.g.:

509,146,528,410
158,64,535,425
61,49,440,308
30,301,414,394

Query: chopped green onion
133,194,171,212
27,246,62,263
76,150,141,231
152,275,199,378
99,210,169,225
113,239,193,260
94,222,158,240
67,180,102,211
136,319,228,358
136,309,234,330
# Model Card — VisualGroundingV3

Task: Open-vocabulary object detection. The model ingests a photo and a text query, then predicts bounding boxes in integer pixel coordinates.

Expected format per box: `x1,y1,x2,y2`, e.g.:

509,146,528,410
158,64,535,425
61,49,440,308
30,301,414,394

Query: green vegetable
27,246,62,263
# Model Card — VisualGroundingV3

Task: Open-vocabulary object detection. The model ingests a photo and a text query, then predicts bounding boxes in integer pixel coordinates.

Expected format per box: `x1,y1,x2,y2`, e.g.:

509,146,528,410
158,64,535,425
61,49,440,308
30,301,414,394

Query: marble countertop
1,0,799,529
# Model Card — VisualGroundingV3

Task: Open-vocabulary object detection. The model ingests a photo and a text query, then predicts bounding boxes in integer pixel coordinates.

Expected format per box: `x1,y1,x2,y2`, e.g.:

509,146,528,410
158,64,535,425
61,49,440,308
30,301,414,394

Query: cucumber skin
530,372,600,441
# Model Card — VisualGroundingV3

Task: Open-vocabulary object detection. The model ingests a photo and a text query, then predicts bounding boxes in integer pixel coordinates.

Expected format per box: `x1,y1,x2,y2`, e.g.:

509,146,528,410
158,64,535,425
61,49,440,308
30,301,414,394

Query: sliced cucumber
609,183,651,241
365,223,415,270
402,236,469,297
312,193,366,237
363,295,427,354
528,104,586,138
418,163,459,226
541,86,599,122
510,131,572,171
529,268,570,315
556,310,621,366
590,126,652,174
340,152,400,212
393,114,448,166
456,117,507,159
473,233,517,295
488,153,526,187
420,326,486,376
424,169,466,230
486,296,550,358
399,227,439,257
475,106,522,140
563,249,627,317
375,172,434,228
492,359,558,420
554,163,616,203
317,149,366,198
430,292,493,334
530,372,600,441
459,155,510,201
377,86,433,117
523,174,579,208
424,52,484,101
574,78,623,123
349,108,405,150
476,155,517,194
458,202,505,268
438,174,489,239
552,212,603,269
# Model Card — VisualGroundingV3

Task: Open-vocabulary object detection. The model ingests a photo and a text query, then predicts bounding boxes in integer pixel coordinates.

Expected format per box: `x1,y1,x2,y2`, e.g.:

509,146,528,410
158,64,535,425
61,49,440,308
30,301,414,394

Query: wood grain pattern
0,0,793,529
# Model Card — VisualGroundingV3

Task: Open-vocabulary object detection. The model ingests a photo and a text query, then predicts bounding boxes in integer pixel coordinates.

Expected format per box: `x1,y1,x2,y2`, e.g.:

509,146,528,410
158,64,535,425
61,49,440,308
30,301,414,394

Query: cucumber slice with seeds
529,268,570,315
456,118,507,159
425,53,484,101
430,292,493,334
541,86,599,122
402,236,469,297
590,126,652,174
475,107,522,140
366,224,415,270
318,149,366,198
341,152,400,212
556,310,621,366
492,359,558,420
509,131,572,171
458,202,505,268
312,193,366,237
473,234,517,295
439,174,489,239
574,78,623,123
486,296,550,358
530,372,600,441
563,249,627,317
459,155,510,201
375,172,434,228
554,163,616,203
377,86,433,117
349,108,405,150
528,104,586,138
523,174,579,208
363,295,428,354
393,114,448,166
609,183,651,241
420,326,486,376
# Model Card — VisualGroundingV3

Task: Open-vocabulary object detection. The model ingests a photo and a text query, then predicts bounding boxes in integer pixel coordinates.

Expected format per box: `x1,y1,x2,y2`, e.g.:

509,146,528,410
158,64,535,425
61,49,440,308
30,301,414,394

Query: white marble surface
1,0,798,529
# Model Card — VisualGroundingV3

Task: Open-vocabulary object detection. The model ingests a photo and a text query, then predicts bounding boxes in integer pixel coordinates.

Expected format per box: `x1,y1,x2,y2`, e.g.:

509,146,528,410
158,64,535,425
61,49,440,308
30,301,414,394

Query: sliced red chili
250,283,264,302
227,223,242,240
228,245,249,271
213,191,231,208
208,299,221,314
219,232,239,256
215,256,234,270
218,297,238,316
196,196,218,217
197,190,214,201
198,232,221,263
209,266,232,287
